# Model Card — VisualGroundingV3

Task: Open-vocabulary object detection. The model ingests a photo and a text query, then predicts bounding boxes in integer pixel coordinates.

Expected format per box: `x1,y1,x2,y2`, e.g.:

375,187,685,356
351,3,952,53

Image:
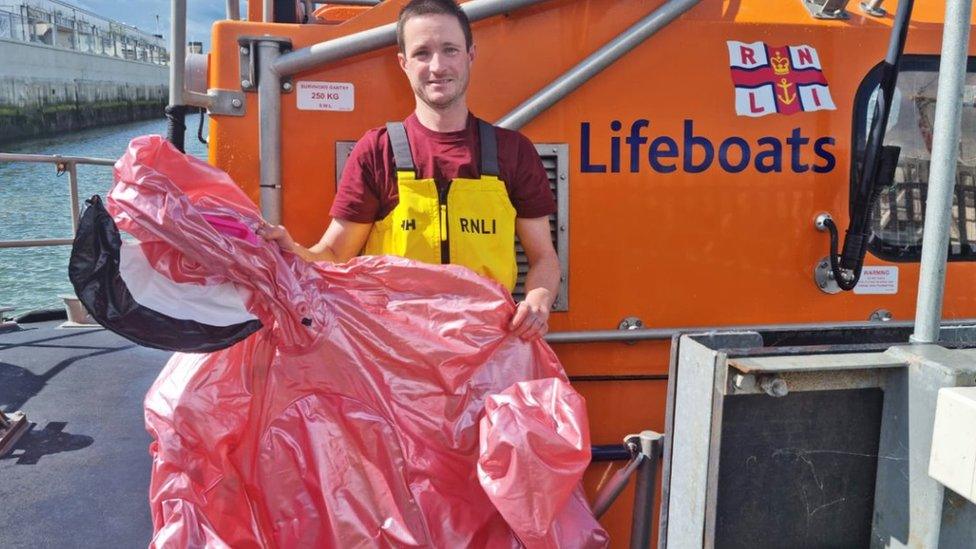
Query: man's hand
256,223,298,254
509,216,560,341
509,287,553,341
257,219,372,263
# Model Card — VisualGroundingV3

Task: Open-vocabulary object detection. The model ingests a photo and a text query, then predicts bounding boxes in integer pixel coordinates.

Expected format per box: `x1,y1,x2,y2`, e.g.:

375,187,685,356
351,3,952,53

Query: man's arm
258,218,373,263
509,216,560,340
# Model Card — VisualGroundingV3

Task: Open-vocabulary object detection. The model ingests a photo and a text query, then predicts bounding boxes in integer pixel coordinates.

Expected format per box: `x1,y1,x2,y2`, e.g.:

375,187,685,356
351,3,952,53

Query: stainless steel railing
0,153,114,249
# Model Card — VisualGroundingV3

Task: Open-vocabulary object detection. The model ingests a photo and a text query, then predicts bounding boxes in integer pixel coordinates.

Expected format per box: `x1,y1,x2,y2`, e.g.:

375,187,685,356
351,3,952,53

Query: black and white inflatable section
69,196,262,352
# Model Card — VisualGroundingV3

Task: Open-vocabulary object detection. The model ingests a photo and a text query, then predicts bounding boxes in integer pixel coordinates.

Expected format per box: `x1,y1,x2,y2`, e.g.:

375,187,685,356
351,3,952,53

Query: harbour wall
0,39,168,144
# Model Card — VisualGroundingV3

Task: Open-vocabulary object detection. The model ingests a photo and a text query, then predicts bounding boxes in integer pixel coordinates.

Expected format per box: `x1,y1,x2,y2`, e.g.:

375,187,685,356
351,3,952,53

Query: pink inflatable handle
202,214,260,246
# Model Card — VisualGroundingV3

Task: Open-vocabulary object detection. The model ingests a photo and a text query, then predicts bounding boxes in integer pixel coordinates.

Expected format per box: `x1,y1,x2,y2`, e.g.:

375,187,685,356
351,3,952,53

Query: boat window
853,55,976,262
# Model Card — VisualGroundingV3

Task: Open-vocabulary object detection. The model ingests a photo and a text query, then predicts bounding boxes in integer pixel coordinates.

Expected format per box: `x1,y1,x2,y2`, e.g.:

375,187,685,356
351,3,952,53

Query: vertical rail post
911,0,973,343
630,431,664,549
257,40,283,224
169,0,186,107
167,0,188,152
67,161,81,235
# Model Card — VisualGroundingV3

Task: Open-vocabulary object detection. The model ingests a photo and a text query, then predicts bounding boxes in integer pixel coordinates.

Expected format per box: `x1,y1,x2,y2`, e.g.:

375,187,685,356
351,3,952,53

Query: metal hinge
800,0,851,19
238,35,294,93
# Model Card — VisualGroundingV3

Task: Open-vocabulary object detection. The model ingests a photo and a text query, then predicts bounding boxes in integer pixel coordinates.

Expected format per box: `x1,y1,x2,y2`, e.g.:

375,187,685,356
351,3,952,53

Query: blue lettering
754,137,783,173
718,137,751,173
610,120,622,173
648,136,678,173
579,119,835,175
580,122,606,173
813,137,836,173
627,119,649,173
787,127,810,173
683,120,714,174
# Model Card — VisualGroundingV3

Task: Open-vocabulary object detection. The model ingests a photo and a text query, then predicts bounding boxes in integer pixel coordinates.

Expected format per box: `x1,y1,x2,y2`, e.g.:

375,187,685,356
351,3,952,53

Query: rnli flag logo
727,41,836,117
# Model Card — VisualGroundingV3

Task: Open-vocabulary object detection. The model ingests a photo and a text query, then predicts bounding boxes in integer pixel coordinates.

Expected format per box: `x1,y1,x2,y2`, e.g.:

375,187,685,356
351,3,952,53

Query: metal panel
662,327,976,548
702,350,729,548
657,335,682,549
664,334,753,547
872,344,976,548
726,368,886,395
714,389,884,547
729,352,906,373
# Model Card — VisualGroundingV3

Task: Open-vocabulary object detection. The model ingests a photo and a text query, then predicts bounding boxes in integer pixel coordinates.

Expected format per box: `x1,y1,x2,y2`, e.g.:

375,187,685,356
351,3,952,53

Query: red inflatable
89,136,606,547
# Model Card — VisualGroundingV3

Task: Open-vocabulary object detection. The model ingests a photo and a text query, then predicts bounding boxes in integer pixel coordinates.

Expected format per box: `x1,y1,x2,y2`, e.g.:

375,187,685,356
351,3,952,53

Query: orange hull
208,1,976,542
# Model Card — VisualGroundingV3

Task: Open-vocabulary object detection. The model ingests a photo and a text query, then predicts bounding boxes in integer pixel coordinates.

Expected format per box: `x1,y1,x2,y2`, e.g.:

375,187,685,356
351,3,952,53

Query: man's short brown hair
396,0,473,53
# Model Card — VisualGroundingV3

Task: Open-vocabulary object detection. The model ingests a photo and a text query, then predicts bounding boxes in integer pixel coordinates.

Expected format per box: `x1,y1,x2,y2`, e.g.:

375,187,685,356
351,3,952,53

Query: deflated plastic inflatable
70,136,608,548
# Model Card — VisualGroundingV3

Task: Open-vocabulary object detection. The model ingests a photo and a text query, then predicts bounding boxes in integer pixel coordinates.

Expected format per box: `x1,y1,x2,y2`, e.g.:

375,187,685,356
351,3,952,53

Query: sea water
0,115,208,315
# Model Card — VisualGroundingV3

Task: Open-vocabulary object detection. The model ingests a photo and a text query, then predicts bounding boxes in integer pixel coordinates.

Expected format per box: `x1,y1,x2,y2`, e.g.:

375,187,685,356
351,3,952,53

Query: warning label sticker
854,266,898,295
297,81,354,111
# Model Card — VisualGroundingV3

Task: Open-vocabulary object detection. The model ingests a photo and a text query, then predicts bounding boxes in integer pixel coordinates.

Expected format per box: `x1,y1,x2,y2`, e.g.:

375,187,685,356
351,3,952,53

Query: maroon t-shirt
330,113,556,223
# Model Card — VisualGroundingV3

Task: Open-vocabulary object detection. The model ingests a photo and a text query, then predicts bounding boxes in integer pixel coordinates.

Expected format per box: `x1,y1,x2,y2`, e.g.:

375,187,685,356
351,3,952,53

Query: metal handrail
0,153,114,249
0,153,115,165
273,0,552,78
544,317,976,344
497,0,701,130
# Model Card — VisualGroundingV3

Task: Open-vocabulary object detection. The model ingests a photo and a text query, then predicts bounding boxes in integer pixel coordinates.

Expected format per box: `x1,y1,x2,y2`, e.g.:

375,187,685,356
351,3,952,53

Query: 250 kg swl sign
297,82,355,112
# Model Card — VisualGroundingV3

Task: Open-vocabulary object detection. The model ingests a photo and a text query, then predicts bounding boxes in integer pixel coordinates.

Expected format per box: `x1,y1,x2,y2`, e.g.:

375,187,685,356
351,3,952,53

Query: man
259,0,559,340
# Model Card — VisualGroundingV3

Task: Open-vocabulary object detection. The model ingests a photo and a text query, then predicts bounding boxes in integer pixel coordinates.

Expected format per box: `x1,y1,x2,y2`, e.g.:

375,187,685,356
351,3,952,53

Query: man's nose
429,53,445,73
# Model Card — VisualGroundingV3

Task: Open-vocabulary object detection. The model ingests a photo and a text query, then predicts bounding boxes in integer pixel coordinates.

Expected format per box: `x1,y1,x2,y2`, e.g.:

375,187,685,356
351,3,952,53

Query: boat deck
0,320,168,548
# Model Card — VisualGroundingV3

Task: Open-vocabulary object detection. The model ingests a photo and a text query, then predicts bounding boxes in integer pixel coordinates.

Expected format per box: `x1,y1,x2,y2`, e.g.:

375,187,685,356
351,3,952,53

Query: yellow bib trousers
363,121,518,290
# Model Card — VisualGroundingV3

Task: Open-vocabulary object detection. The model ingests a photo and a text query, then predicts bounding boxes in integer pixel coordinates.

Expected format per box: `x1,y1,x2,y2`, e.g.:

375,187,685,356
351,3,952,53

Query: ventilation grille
514,145,568,311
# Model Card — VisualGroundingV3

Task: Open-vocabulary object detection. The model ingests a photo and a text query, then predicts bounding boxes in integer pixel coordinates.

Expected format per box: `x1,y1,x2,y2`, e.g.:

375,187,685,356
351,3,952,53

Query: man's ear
468,43,476,64
397,51,407,72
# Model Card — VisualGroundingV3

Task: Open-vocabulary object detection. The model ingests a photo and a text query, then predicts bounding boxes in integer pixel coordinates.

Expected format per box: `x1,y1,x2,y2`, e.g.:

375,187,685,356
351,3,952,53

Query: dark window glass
853,56,976,262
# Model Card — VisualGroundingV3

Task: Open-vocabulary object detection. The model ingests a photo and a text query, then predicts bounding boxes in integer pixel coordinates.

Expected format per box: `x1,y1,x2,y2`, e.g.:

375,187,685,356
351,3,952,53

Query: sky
70,0,242,50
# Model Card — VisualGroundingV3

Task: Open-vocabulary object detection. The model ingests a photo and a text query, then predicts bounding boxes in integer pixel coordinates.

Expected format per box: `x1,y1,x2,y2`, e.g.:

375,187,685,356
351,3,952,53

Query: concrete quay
0,39,168,144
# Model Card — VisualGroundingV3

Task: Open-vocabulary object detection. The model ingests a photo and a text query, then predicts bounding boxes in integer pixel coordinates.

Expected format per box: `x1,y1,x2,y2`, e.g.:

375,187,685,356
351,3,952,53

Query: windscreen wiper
820,0,915,291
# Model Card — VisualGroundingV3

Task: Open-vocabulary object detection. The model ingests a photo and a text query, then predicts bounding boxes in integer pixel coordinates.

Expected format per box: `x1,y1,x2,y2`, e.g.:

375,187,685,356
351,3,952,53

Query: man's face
398,14,474,111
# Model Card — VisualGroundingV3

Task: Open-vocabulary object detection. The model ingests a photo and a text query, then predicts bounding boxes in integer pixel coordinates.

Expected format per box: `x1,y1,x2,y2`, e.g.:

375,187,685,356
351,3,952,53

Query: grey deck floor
0,321,170,549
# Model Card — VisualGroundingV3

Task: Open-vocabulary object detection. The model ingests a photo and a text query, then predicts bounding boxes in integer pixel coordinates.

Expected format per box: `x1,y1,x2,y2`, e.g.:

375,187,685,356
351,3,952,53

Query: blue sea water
0,115,208,315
